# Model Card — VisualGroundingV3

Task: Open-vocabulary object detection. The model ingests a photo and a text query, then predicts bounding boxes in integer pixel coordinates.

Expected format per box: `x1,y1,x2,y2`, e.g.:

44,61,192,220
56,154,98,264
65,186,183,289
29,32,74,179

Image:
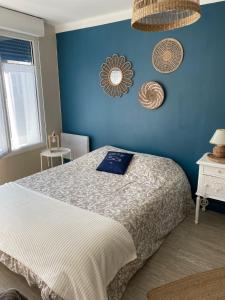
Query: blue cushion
97,151,134,175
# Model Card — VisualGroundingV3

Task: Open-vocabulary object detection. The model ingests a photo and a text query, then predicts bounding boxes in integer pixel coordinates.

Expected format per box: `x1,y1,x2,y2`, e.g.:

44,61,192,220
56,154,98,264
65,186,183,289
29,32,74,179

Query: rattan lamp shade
132,0,201,32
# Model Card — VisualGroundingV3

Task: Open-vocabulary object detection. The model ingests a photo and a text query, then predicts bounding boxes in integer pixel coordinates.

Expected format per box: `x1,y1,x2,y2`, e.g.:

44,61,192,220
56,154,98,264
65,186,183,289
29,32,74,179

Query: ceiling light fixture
131,0,201,32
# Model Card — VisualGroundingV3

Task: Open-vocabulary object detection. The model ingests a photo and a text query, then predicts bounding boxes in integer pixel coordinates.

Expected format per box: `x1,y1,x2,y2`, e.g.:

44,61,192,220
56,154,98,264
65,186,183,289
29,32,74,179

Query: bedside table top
197,153,225,169
41,147,71,158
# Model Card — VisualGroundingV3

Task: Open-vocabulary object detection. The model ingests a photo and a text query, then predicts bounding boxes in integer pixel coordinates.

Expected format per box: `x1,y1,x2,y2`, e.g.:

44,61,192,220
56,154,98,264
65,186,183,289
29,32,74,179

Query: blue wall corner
56,2,225,210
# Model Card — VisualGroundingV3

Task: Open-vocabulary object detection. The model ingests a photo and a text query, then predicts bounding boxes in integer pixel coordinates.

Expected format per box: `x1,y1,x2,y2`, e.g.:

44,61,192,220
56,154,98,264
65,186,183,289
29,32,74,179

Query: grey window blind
0,36,33,64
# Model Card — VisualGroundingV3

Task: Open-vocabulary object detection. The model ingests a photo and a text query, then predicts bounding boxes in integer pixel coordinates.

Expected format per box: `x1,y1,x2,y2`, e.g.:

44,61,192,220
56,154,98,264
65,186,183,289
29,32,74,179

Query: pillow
96,151,134,175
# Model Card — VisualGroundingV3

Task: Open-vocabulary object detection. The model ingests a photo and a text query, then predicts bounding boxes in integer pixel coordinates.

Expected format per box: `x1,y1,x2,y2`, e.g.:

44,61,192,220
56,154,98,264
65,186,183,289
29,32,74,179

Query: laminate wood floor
0,210,225,300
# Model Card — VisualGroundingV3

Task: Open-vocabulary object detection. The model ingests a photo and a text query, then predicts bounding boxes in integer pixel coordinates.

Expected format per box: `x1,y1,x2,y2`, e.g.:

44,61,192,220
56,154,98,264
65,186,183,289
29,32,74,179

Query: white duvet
0,183,137,300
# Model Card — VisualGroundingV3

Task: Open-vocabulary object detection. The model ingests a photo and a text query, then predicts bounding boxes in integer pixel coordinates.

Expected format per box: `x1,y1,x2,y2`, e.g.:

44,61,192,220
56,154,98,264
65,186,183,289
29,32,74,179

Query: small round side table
40,147,72,171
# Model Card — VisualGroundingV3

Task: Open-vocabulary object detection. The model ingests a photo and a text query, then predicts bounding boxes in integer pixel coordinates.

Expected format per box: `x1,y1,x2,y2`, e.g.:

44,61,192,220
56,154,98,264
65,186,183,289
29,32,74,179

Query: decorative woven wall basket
152,38,184,73
139,81,164,110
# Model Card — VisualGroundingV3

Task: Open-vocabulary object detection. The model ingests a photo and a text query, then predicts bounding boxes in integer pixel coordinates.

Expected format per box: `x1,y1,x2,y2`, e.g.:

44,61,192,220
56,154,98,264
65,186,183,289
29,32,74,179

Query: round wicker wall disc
152,38,183,73
139,81,164,110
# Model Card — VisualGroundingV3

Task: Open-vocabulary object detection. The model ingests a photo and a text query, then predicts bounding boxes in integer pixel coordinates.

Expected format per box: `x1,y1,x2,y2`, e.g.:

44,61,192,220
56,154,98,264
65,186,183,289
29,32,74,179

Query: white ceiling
0,0,223,32
0,0,131,25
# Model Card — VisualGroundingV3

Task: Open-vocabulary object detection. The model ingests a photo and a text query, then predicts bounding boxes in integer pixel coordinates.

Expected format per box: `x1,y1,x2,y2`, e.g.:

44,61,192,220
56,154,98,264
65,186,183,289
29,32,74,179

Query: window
0,33,45,158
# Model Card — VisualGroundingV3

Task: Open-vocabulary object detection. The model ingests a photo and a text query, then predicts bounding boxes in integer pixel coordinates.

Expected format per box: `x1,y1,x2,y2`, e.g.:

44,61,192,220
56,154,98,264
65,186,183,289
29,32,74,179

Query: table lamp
210,129,225,158
48,131,60,152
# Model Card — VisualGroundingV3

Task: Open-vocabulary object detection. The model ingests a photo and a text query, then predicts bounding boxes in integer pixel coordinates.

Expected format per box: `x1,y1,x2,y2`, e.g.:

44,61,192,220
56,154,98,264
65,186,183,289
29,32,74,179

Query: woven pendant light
132,0,201,32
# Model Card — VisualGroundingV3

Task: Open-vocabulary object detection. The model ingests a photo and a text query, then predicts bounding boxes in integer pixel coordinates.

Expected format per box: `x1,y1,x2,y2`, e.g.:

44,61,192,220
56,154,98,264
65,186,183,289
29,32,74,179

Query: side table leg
61,155,63,165
195,196,201,224
41,155,43,172
47,157,50,168
201,198,209,212
51,157,53,168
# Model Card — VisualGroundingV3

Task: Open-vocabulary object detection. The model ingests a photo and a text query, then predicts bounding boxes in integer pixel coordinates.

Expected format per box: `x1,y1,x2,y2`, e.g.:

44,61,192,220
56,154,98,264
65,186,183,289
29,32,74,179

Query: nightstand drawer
203,166,225,178
204,175,225,199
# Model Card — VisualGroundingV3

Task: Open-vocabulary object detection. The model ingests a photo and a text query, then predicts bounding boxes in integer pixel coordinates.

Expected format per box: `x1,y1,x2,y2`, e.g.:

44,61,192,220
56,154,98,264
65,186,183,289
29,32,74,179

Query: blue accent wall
57,2,225,210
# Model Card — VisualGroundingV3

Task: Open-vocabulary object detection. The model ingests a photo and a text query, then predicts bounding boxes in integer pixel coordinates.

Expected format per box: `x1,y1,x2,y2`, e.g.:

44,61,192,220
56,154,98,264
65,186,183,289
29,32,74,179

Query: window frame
0,29,46,158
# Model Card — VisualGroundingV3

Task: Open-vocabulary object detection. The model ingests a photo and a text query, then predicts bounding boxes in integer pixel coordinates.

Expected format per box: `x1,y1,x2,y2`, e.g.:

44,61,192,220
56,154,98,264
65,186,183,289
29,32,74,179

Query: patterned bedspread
0,146,192,300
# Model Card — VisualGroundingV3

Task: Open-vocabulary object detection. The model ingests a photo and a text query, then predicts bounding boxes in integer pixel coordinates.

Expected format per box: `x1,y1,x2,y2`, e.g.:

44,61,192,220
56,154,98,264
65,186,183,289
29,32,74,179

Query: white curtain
2,63,41,150
0,93,8,157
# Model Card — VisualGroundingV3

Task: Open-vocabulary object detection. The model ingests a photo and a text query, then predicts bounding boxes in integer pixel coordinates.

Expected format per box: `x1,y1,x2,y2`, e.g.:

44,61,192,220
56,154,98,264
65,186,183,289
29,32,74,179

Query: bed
0,146,192,300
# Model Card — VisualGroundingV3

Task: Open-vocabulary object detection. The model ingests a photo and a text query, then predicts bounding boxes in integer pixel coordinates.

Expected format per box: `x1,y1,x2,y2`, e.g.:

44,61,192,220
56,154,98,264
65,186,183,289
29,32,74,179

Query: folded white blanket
0,183,136,300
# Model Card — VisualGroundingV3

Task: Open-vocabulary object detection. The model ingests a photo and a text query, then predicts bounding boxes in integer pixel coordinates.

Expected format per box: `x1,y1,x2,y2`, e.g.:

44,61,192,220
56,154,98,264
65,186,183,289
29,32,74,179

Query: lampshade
131,0,201,32
210,129,225,145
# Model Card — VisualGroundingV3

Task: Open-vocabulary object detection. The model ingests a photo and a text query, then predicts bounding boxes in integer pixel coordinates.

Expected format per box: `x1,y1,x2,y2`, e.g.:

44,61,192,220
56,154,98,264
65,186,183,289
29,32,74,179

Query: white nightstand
195,153,225,224
40,147,72,171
